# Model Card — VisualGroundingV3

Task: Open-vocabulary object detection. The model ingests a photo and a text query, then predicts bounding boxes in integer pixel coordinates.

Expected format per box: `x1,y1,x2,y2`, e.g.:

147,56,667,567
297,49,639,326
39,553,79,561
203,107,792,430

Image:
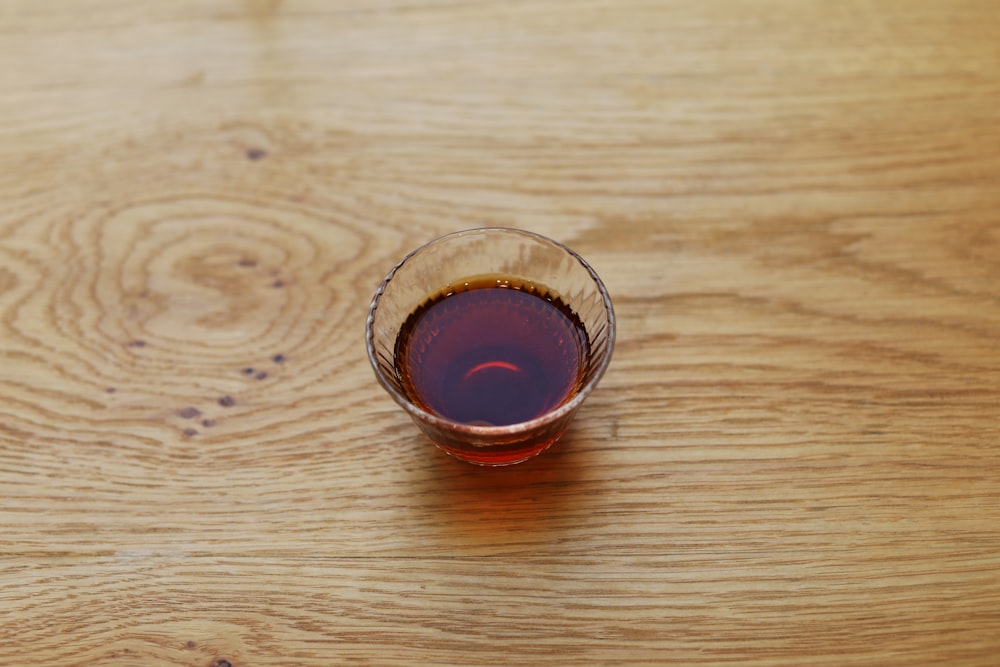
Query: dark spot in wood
255,371,268,380
127,339,146,348
218,395,235,407
272,280,285,288
272,354,286,364
106,387,117,394
178,406,202,419
185,640,196,649
238,258,257,268
202,419,216,428
243,367,255,375
246,147,267,161
213,660,233,667
182,428,198,437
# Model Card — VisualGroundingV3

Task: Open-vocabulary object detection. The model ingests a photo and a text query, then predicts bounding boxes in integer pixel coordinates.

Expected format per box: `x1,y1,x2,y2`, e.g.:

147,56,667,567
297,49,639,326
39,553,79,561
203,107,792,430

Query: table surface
2,1,999,665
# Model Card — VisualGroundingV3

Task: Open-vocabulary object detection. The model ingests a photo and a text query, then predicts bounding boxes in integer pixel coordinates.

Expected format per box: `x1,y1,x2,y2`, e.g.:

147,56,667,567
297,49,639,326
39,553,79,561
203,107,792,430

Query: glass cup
366,228,615,465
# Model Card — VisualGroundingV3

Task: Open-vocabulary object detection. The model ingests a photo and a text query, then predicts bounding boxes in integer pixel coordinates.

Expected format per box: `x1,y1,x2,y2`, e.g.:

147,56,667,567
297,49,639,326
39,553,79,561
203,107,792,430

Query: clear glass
366,228,615,465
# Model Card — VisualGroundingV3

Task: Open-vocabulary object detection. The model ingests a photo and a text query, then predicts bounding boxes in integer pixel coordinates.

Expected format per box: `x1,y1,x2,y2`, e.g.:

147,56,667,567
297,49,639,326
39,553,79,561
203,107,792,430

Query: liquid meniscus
395,277,589,426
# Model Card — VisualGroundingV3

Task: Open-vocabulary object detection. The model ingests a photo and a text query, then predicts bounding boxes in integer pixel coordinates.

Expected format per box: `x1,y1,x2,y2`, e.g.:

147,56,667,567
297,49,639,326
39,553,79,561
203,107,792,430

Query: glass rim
365,227,616,438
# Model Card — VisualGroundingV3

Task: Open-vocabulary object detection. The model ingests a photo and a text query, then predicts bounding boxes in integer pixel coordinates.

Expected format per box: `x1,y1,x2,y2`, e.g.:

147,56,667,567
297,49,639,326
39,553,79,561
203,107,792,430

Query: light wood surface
2,1,999,665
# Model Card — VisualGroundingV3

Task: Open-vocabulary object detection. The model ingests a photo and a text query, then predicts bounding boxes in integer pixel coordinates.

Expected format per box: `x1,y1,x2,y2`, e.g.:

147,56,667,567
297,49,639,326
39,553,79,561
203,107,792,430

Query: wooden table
2,1,999,665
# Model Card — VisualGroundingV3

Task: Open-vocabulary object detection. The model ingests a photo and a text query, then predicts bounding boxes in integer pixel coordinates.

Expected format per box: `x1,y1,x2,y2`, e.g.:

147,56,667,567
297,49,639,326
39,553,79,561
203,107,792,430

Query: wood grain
2,0,999,665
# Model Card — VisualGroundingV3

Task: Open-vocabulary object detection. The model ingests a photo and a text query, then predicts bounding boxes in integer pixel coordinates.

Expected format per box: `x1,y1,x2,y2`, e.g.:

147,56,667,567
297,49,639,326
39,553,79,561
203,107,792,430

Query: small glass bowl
366,228,615,465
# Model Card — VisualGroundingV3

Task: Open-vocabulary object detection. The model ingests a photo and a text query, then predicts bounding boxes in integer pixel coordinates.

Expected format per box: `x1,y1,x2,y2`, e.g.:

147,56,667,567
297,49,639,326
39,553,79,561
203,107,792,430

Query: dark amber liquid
395,277,589,426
